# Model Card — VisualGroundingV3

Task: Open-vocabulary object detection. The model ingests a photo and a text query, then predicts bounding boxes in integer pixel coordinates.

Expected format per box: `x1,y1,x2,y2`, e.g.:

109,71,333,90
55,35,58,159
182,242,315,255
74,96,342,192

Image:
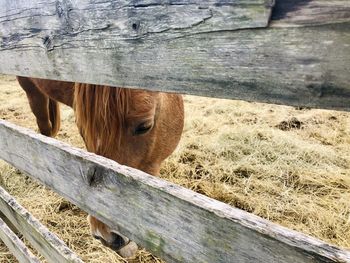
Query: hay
0,75,349,262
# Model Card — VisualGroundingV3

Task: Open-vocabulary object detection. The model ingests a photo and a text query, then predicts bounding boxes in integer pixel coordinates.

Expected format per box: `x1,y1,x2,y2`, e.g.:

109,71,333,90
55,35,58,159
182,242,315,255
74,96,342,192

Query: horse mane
74,83,131,156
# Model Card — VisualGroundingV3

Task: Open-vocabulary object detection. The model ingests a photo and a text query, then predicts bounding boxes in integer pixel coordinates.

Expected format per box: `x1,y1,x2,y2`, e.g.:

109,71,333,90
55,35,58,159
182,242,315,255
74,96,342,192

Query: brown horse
16,76,184,257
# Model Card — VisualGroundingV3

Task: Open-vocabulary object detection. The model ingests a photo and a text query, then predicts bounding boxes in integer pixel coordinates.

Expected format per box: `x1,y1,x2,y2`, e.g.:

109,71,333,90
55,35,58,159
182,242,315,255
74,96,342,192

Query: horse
16,76,184,257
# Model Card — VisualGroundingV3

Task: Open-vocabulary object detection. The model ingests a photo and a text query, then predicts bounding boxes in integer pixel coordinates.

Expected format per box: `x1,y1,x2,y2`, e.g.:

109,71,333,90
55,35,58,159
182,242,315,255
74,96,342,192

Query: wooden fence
0,184,82,262
0,0,349,111
0,120,349,262
0,0,350,262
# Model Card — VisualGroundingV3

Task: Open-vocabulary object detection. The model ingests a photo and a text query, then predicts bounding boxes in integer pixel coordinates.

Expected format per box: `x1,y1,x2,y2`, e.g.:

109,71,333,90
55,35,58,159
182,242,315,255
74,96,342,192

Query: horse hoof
117,241,138,258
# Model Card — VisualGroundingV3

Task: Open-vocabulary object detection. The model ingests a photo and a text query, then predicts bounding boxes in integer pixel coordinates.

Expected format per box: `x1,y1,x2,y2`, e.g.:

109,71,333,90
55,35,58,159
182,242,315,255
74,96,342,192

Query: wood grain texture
0,217,40,263
271,0,350,27
0,186,83,263
0,1,349,111
0,120,349,263
0,0,272,46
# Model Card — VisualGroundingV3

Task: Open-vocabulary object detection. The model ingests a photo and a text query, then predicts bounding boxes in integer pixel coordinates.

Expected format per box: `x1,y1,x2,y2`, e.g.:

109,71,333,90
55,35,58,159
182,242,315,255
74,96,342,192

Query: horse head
74,83,184,257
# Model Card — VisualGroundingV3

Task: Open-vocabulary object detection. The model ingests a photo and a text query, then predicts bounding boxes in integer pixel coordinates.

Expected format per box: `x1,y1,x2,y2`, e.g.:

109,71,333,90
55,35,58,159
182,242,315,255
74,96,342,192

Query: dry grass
0,74,349,262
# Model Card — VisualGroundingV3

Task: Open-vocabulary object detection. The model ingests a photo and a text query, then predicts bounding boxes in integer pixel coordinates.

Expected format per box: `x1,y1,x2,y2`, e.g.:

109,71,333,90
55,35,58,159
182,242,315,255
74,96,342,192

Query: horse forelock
74,83,131,157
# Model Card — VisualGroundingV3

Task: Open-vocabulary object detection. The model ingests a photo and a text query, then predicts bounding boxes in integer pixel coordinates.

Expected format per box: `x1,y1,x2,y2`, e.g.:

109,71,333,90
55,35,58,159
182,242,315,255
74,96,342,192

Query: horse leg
17,77,61,137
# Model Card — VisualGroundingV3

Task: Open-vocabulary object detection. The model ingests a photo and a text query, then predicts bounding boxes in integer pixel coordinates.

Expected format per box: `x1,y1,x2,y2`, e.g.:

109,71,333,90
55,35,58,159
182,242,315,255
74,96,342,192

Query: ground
0,75,349,262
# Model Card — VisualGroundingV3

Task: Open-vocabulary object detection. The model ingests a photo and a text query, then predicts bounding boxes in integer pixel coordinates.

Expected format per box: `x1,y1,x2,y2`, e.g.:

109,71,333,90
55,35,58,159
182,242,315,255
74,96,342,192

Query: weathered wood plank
0,120,349,263
0,210,20,235
0,0,272,42
0,217,40,263
0,186,83,263
0,1,349,111
271,0,350,27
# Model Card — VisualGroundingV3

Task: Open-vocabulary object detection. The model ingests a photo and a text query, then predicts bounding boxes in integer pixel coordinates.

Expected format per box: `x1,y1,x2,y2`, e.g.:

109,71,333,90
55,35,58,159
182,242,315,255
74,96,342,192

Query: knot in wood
85,166,103,187
131,21,140,31
55,1,65,18
55,0,81,32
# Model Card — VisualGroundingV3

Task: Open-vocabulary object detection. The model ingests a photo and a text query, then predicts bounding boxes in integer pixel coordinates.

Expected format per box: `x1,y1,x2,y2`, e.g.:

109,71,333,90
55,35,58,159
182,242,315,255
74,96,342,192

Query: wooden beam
0,217,40,263
0,1,349,111
0,119,349,263
0,186,83,263
271,0,350,26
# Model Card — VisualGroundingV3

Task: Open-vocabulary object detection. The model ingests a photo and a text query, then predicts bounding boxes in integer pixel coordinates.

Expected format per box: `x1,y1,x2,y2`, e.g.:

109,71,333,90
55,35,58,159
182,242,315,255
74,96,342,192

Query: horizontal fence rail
0,217,40,263
0,0,349,110
0,186,83,263
0,119,349,263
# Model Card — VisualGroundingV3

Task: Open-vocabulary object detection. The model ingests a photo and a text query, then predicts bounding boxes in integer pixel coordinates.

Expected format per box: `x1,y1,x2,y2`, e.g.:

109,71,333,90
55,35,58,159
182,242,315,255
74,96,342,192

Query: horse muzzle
94,232,138,258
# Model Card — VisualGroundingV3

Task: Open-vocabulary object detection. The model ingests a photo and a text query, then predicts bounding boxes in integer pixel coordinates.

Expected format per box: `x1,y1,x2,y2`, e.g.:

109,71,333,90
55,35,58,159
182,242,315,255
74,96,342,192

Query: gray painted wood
0,217,40,263
0,186,83,263
0,1,349,111
0,120,349,263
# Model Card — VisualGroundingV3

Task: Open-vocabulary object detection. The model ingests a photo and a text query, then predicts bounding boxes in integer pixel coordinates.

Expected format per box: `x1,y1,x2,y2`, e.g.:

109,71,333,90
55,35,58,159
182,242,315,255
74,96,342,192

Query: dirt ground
0,74,349,262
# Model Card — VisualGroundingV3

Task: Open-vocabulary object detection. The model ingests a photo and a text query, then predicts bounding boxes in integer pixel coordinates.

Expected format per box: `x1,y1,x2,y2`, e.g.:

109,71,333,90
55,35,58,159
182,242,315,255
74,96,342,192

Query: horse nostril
110,232,126,250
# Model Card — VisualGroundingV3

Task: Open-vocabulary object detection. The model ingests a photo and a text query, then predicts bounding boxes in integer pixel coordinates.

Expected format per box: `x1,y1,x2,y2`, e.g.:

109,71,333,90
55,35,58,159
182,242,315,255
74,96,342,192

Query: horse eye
133,122,153,136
